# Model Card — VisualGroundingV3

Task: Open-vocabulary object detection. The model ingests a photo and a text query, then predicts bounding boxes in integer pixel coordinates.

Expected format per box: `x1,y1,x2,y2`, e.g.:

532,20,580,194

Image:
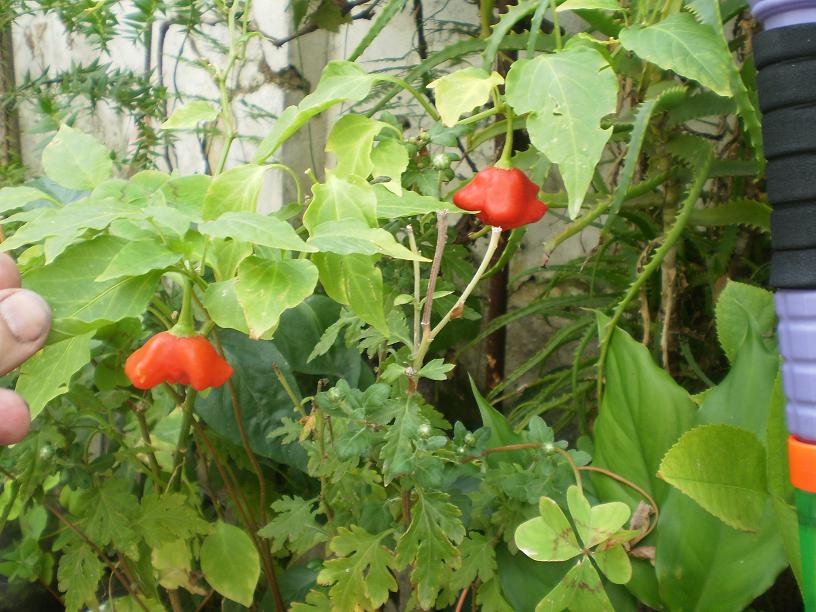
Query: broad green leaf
199,211,316,252
395,489,465,609
326,114,389,179
380,397,422,483
202,279,249,335
307,219,427,261
715,280,775,364
135,493,209,549
1,199,134,252
42,125,112,191
24,236,161,325
254,61,375,162
144,206,192,238
505,47,617,218
161,174,210,219
95,240,181,282
557,0,623,10
658,424,766,531
592,545,631,585
535,558,612,612
200,522,260,607
258,496,328,556
16,332,93,420
374,185,458,218
317,526,398,610
208,239,253,282
303,174,377,231
58,542,104,612
161,100,219,129
495,545,570,612
342,254,389,335
593,315,697,507
428,68,504,126
515,497,581,562
371,140,408,195
202,164,268,220
0,186,56,213
618,13,733,97
151,540,197,592
566,486,630,548
235,257,318,339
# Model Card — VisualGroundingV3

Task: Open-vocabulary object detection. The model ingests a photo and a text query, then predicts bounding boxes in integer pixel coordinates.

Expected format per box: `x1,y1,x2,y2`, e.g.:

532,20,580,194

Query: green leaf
482,0,537,70
658,424,767,531
58,542,104,612
201,522,260,607
535,558,613,612
348,0,407,61
208,238,253,282
374,185,457,218
42,125,112,191
199,211,316,252
258,496,328,556
591,545,631,585
317,526,398,610
505,47,617,218
24,236,160,325
557,0,623,11
78,480,139,555
715,280,775,363
0,186,56,213
618,13,733,97
470,376,525,465
566,486,630,548
689,199,771,234
235,257,318,339
303,174,377,231
593,315,697,507
135,493,209,549
202,164,268,220
515,496,581,562
371,140,409,195
95,240,181,282
449,533,497,591
380,397,422,483
428,68,504,127
308,219,426,261
203,279,250,335
16,332,93,420
342,254,389,335
418,358,454,381
161,100,219,130
396,489,465,609
254,61,376,162
326,114,389,179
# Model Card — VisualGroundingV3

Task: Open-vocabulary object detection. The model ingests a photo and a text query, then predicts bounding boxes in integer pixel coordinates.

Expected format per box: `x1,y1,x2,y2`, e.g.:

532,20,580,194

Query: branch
262,0,379,48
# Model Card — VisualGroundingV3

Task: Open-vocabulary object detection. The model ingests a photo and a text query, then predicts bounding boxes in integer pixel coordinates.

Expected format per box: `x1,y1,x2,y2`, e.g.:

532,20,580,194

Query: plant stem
273,363,305,417
169,388,197,491
552,1,563,50
496,108,514,169
579,465,659,541
413,211,448,370
130,402,163,491
171,277,195,337
377,75,440,122
480,0,495,38
406,224,422,352
458,107,500,126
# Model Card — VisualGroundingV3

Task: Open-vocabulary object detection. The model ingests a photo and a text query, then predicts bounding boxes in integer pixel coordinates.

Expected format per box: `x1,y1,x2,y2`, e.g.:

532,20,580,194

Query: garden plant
0,0,800,611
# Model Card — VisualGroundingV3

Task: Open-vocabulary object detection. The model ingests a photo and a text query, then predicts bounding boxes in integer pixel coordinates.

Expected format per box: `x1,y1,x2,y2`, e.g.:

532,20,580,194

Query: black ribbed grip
757,59,816,113
762,105,816,159
754,23,816,70
772,203,816,250
753,22,816,288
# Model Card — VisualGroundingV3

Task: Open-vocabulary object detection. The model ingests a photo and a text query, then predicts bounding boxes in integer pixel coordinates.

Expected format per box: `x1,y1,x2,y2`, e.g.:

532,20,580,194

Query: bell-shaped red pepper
453,166,548,229
125,331,234,391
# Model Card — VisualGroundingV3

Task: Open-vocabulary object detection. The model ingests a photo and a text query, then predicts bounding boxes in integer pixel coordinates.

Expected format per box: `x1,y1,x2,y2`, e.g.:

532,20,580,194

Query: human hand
0,253,51,444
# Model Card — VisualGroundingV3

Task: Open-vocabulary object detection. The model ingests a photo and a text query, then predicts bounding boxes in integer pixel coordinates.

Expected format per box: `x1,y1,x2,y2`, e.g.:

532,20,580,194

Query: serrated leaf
449,532,497,591
42,125,112,191
201,522,259,607
235,257,318,339
380,397,422,483
202,164,268,220
715,280,775,363
16,332,93,420
135,493,209,549
515,496,581,562
396,490,465,609
317,526,398,610
77,480,139,556
619,13,732,96
483,0,537,69
258,496,328,556
348,0,408,61
308,219,426,261
161,100,219,130
505,47,617,218
58,542,103,612
428,68,504,127
326,114,389,179
95,239,181,282
199,211,316,252
689,199,770,234
418,358,454,381
658,424,767,531
557,0,623,11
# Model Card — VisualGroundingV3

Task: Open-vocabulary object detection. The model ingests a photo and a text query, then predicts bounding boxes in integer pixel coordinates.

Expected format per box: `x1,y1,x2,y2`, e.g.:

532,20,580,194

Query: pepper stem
496,108,514,170
171,277,196,337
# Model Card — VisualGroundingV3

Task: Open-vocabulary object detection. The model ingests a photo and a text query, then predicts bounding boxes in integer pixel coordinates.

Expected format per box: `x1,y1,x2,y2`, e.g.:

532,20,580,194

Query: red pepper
453,166,548,229
125,331,234,391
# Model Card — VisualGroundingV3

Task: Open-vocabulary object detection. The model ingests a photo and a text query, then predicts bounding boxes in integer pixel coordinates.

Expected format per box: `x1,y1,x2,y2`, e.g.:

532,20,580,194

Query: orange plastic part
789,436,816,493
